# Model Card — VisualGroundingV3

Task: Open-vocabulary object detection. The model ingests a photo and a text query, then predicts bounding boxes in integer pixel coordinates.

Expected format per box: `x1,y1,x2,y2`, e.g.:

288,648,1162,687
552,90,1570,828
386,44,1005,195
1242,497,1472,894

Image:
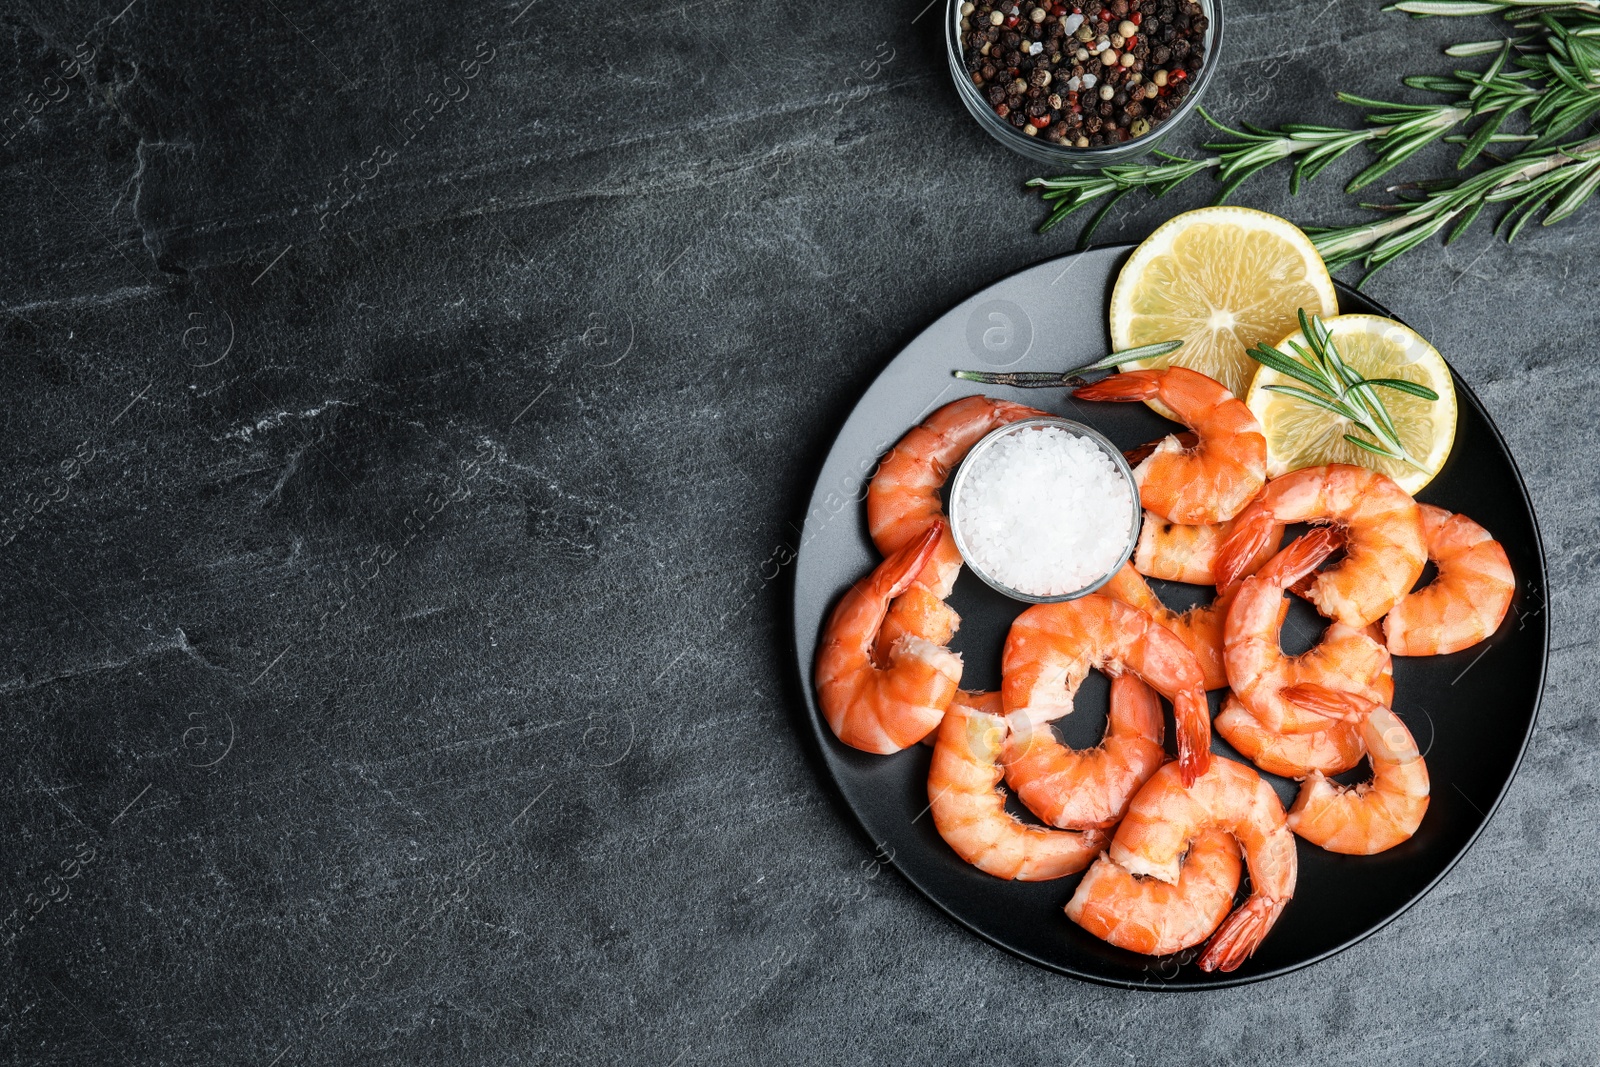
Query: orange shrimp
815,523,961,753
1282,685,1430,854
1132,511,1285,586
1216,651,1393,778
1110,758,1297,973
1224,529,1394,735
928,691,1105,880
1066,829,1243,957
1075,367,1266,524
1217,464,1426,627
1101,563,1232,690
866,395,1048,598
1383,504,1514,656
875,582,960,664
1002,594,1210,786
1003,673,1165,830
1214,695,1365,778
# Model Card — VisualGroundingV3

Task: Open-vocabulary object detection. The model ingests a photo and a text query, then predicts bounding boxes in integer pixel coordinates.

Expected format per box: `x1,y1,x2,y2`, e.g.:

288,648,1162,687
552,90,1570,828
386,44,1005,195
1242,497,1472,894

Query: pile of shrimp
814,370,1514,973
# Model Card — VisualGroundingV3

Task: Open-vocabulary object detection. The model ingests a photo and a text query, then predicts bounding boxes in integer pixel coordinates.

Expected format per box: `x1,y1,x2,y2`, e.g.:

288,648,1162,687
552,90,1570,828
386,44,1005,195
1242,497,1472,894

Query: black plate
791,246,1548,989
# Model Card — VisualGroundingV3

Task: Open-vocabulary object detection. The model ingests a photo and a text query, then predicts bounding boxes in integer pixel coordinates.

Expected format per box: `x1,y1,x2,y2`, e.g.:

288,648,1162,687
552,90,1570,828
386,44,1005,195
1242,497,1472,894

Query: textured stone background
1,0,1594,1064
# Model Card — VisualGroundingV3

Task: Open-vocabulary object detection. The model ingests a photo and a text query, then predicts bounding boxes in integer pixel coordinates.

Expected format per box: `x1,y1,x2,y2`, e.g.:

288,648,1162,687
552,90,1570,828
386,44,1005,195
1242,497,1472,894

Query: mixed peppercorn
958,0,1209,148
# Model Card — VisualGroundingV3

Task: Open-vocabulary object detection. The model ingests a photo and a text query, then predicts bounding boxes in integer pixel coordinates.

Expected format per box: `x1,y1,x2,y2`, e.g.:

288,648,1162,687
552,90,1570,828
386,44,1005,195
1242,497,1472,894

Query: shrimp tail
878,520,946,600
1072,370,1163,403
1250,525,1342,591
1282,683,1378,725
1281,527,1347,599
1214,505,1275,591
1197,895,1287,973
1123,431,1199,467
1174,689,1212,787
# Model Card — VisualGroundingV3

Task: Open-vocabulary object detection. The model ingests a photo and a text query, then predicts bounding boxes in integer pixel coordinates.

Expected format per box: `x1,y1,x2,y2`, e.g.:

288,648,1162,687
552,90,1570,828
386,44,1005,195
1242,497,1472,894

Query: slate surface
0,1,1593,1064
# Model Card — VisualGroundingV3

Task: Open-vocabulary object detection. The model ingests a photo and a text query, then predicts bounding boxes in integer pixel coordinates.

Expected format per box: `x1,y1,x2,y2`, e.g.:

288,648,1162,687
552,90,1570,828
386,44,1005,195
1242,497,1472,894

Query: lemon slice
1109,206,1338,416
1245,314,1457,494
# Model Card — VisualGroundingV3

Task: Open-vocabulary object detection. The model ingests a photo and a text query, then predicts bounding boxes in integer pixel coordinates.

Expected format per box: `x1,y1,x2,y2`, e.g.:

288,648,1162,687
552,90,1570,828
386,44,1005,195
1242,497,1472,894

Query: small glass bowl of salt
948,417,1140,603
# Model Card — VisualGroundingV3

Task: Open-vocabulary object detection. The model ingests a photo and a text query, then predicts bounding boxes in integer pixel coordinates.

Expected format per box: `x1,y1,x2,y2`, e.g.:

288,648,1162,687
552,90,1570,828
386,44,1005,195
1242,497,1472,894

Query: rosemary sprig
1030,154,1218,236
1308,130,1600,273
1244,310,1439,466
953,339,1183,386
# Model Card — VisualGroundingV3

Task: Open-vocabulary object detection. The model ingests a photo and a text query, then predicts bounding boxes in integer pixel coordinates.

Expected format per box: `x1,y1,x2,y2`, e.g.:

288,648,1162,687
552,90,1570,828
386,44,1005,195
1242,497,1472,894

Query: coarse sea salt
954,425,1134,597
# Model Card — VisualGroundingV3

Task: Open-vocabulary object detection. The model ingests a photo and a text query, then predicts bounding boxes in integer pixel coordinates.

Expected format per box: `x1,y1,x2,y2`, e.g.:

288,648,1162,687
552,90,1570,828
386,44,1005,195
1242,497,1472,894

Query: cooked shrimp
875,582,960,664
1075,367,1266,524
1002,594,1210,785
1216,652,1392,778
1132,512,1284,586
1217,464,1426,627
1102,563,1231,690
1110,758,1297,972
928,691,1106,880
1225,529,1394,735
1384,504,1514,656
1066,829,1243,957
1282,685,1430,854
1003,673,1165,830
867,395,1047,598
816,523,961,753
1214,695,1366,778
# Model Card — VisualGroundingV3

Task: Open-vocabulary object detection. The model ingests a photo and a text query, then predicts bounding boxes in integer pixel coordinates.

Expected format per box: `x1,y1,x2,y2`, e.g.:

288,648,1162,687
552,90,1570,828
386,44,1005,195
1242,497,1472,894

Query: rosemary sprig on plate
1244,310,1439,466
953,339,1183,388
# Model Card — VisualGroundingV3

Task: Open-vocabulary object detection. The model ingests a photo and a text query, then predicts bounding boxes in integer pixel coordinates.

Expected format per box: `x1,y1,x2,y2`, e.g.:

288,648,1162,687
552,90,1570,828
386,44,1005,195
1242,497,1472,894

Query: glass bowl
945,0,1223,167
947,417,1142,603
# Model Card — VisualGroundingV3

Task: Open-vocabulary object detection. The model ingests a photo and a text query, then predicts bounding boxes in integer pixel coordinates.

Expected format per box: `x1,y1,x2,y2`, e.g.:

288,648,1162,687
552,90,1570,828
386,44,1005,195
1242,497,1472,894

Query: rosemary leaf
1242,344,1334,392
1342,433,1406,461
1066,339,1184,371
1360,377,1443,400
1261,383,1371,424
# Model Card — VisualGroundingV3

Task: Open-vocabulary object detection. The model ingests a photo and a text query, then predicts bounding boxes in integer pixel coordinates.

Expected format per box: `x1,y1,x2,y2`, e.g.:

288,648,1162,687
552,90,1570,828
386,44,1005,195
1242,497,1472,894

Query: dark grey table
2,2,1592,1064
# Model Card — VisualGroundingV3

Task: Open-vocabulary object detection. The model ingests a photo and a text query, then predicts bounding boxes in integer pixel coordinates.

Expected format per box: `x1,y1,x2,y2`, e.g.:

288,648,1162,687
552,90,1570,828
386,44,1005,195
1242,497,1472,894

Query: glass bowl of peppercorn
948,0,1221,165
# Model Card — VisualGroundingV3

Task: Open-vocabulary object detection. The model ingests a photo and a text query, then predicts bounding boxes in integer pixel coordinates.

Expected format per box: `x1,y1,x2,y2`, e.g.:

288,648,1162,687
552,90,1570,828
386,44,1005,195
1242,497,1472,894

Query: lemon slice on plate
1245,314,1457,494
1109,206,1339,415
